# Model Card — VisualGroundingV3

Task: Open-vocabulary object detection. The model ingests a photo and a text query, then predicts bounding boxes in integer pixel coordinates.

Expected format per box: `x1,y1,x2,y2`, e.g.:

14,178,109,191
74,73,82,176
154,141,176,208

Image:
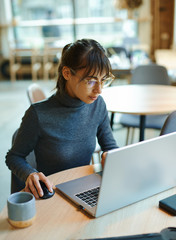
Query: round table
102,84,176,141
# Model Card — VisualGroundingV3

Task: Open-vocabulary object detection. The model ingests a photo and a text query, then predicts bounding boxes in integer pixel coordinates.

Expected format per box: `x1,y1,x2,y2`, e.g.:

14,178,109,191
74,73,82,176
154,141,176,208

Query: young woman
6,39,118,198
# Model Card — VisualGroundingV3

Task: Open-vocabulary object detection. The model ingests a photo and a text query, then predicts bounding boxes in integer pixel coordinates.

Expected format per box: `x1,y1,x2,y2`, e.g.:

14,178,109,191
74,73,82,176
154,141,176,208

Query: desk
102,85,176,141
1,165,176,240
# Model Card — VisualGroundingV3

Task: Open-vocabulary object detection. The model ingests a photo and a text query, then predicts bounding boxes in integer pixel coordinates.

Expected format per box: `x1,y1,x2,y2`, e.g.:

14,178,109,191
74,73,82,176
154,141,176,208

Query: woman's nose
93,82,102,94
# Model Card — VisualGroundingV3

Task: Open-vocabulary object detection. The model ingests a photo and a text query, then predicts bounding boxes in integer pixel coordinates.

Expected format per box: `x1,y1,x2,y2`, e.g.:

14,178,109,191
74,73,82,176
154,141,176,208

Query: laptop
55,132,176,218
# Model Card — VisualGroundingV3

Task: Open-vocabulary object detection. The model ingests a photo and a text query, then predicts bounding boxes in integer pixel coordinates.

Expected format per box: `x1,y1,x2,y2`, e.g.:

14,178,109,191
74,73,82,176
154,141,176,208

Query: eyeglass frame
69,68,115,89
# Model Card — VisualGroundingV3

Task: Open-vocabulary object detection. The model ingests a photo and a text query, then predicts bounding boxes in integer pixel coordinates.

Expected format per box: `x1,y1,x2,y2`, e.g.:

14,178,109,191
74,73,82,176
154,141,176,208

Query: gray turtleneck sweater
6,91,118,182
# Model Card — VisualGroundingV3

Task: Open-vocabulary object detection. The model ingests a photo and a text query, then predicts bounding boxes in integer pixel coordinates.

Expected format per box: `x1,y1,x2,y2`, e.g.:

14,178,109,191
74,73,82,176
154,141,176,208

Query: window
11,0,138,48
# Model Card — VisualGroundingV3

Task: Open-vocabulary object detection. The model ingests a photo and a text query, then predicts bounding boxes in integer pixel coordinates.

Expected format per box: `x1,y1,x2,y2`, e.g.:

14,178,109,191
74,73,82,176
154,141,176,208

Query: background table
1,165,176,240
102,84,176,141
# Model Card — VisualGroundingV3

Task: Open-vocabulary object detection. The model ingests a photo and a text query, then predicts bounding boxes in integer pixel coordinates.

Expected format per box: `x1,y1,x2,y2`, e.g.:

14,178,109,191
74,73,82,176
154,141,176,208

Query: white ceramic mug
7,192,36,228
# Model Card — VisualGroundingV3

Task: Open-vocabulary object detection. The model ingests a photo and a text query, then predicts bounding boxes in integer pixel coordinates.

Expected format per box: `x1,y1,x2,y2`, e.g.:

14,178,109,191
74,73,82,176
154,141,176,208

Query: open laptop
55,132,176,218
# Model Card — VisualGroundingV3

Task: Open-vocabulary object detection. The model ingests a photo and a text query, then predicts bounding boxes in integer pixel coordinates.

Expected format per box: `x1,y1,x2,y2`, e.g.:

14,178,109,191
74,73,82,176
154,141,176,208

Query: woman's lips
89,96,98,101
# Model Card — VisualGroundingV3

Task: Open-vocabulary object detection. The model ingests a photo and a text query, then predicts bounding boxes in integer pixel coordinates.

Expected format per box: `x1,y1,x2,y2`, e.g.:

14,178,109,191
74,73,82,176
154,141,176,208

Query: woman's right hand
25,172,53,199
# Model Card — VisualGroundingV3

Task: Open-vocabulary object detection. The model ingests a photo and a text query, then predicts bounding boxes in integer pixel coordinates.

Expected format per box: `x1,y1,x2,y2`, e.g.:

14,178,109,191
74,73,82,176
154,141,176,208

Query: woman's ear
62,66,71,81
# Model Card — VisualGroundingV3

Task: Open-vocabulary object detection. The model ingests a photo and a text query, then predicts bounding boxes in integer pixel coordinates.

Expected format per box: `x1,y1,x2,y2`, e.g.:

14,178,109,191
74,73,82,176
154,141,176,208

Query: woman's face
63,67,107,104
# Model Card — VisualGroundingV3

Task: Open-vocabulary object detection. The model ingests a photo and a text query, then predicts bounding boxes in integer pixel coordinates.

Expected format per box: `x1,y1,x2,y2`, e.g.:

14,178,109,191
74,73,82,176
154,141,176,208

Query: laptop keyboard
75,186,100,207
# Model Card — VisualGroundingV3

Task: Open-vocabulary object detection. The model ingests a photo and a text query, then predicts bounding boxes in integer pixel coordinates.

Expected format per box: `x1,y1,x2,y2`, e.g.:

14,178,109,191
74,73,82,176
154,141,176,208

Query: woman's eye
87,79,96,84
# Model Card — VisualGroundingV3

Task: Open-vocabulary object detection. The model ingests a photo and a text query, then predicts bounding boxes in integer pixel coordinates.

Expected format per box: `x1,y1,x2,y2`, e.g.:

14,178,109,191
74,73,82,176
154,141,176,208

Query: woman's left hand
101,152,107,169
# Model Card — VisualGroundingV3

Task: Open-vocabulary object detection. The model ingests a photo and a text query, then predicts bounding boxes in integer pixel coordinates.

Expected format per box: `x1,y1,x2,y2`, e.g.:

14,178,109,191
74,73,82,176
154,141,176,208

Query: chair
112,64,170,144
160,111,176,136
43,38,62,80
9,47,21,82
9,41,42,82
31,48,42,81
27,83,46,104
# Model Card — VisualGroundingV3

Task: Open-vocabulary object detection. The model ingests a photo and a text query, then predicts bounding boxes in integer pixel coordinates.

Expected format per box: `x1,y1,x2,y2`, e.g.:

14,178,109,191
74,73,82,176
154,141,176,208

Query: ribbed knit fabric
6,91,118,182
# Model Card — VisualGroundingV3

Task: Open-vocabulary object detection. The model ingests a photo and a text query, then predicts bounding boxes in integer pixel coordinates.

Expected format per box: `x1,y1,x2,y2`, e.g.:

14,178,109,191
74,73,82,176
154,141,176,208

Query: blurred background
0,0,176,81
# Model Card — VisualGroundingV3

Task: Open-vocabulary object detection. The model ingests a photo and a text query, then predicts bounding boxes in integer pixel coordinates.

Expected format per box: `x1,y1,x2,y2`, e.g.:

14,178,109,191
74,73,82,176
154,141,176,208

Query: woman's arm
97,106,118,152
6,106,39,181
5,105,52,198
96,98,118,168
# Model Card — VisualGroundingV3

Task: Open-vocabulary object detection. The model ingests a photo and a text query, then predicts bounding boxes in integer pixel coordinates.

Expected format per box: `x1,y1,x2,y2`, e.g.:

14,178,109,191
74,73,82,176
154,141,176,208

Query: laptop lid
56,132,176,218
95,132,176,217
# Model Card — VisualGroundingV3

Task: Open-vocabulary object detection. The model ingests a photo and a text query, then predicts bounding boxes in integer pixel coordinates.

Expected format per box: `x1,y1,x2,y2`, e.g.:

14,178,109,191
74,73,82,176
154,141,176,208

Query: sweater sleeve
97,99,118,152
5,105,39,182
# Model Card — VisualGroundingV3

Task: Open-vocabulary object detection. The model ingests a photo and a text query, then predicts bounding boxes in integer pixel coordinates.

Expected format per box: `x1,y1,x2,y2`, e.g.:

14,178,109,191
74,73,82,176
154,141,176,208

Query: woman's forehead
80,66,108,77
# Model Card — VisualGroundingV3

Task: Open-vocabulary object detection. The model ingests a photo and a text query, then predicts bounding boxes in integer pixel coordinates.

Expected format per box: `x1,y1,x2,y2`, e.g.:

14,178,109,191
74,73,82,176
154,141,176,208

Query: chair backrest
160,111,176,136
11,129,37,193
27,83,46,104
131,64,170,85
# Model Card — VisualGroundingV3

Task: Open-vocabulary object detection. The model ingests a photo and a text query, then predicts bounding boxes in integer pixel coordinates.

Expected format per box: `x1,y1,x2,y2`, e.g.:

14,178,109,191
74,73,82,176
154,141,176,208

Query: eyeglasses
84,73,115,89
70,69,115,89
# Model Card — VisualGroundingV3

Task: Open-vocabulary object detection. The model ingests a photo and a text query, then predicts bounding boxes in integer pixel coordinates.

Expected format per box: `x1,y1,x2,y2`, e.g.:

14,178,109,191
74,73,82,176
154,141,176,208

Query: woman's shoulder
31,94,57,109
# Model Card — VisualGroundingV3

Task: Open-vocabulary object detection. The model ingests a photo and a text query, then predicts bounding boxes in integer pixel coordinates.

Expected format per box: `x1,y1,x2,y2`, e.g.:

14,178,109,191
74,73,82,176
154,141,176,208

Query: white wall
174,0,176,48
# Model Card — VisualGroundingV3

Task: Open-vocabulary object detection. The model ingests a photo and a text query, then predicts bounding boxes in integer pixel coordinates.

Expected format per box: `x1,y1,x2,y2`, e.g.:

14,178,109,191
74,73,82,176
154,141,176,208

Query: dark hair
56,39,112,94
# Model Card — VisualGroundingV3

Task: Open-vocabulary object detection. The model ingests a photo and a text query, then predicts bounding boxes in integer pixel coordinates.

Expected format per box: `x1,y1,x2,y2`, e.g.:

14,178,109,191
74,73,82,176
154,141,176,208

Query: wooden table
1,165,176,240
102,84,176,141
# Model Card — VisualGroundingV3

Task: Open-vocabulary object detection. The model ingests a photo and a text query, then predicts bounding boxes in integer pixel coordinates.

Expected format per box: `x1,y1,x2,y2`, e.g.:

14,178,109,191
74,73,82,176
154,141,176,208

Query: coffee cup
7,192,36,228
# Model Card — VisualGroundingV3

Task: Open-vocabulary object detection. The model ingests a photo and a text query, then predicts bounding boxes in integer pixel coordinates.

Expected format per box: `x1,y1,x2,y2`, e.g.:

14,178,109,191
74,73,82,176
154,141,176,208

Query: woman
6,39,118,198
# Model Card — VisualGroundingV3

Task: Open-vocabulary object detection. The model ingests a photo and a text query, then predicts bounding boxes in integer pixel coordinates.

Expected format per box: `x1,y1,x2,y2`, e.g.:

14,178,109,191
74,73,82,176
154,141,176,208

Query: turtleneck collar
55,90,86,108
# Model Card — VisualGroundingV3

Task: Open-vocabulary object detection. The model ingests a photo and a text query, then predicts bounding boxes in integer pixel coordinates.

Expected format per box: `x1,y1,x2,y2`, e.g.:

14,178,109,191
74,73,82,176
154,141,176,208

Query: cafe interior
1,0,176,237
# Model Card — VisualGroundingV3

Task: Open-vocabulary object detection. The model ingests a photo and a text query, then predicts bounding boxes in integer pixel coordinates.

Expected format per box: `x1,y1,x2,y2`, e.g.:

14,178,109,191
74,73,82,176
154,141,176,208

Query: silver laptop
56,132,176,218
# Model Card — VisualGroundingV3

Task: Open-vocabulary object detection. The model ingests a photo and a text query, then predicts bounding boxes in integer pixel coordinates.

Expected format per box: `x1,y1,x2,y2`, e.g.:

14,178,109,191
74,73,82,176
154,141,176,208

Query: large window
11,0,138,48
